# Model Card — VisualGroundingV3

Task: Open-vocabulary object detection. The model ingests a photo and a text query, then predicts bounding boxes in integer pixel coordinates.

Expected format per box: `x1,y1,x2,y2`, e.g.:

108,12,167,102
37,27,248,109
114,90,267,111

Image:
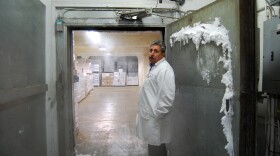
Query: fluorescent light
99,47,107,51
86,31,100,44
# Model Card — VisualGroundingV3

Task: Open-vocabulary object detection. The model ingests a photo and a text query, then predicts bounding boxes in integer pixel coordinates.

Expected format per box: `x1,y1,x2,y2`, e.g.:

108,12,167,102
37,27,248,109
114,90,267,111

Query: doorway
71,29,163,155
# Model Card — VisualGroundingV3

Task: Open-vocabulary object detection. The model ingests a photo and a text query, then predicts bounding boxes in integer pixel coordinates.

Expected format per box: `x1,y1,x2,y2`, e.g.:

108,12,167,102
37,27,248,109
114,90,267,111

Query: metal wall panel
165,0,242,156
263,17,280,94
0,0,46,156
167,38,230,156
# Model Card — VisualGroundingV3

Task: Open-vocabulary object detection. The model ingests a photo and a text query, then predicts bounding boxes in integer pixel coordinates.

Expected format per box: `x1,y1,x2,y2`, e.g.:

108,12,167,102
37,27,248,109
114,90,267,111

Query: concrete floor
76,86,148,156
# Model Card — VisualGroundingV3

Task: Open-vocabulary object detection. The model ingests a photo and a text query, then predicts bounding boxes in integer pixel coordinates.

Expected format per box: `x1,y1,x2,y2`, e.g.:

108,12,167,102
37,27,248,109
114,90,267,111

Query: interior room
72,30,162,155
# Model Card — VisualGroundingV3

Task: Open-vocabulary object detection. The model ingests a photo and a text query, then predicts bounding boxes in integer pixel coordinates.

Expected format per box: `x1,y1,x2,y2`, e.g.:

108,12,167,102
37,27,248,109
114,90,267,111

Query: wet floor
76,86,148,156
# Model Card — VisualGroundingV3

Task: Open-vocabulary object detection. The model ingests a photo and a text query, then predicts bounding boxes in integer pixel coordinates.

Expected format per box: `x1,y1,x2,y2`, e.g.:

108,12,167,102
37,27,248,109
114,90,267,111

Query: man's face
149,45,165,64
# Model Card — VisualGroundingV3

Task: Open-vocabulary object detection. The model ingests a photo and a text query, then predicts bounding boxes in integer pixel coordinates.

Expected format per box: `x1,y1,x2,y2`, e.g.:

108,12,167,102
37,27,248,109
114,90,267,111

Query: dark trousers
148,144,167,156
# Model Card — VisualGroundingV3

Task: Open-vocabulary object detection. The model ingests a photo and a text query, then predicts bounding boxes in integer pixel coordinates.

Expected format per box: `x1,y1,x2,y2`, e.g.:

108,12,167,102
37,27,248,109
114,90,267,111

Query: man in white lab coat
136,40,176,156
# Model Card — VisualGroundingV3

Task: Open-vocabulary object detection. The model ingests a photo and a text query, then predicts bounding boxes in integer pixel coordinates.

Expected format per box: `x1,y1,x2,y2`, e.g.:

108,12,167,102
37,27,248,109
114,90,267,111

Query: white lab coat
136,58,176,146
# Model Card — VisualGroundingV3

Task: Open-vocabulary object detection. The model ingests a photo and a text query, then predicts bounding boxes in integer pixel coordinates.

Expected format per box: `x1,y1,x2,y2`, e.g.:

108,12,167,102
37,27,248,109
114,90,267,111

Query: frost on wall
169,18,234,156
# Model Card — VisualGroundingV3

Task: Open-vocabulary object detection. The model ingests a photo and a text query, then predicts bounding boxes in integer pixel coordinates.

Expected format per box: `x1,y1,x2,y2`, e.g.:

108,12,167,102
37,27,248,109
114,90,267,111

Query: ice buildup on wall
170,17,234,156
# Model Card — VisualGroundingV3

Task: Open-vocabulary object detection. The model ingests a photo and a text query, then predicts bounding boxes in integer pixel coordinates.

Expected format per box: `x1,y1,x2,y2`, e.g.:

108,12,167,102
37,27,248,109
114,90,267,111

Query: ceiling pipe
58,7,184,19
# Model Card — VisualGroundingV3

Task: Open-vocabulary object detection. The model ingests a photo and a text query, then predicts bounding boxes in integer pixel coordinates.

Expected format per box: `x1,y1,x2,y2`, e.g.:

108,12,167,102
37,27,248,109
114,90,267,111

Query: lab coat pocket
139,103,150,120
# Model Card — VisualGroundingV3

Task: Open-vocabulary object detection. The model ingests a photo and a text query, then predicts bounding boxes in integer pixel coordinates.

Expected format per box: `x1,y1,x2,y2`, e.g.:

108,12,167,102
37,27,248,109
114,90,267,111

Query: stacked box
91,64,101,72
85,74,94,94
101,73,114,86
92,73,101,86
113,69,127,86
90,58,103,86
119,71,126,86
91,59,102,72
126,72,139,86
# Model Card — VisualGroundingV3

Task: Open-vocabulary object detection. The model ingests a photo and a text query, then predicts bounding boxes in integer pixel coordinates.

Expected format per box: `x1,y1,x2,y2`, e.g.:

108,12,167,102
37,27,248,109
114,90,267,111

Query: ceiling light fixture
99,47,107,51
86,31,100,44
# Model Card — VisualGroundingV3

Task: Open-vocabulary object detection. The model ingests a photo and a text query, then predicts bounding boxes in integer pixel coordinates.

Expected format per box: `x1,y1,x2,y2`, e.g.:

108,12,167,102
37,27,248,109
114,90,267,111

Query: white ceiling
73,30,162,59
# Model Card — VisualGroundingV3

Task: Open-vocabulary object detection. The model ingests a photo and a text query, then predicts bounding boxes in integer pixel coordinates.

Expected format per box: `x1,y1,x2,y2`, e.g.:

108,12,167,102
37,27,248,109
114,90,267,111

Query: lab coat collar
154,57,166,66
